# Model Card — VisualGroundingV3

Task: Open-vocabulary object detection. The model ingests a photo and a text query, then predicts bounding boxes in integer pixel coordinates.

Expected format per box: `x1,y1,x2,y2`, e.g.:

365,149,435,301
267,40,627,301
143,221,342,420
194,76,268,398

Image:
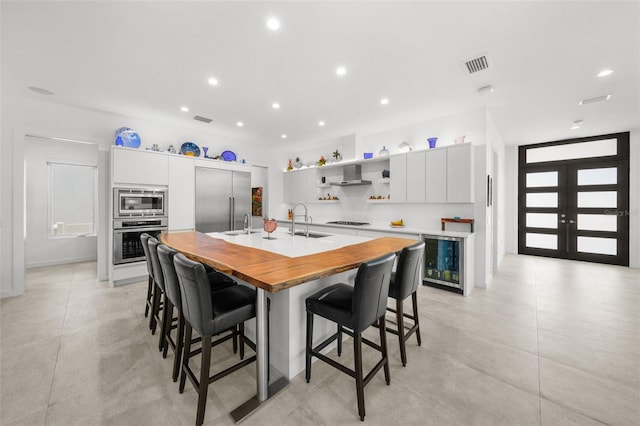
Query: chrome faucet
290,202,310,237
243,213,252,233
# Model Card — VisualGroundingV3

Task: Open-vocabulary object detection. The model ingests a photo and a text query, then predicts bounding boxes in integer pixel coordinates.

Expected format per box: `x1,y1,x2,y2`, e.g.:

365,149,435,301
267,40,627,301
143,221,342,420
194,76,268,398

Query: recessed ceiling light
336,66,346,76
267,17,280,31
579,94,611,105
272,102,280,109
281,134,287,139
28,86,54,95
180,106,189,112
208,77,219,86
570,125,581,130
597,69,613,77
380,98,389,105
318,121,325,126
236,121,244,127
477,85,494,94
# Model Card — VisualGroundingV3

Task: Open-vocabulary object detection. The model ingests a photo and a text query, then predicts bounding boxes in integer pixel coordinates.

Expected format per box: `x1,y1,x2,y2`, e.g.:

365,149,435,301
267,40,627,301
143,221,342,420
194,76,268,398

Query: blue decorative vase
428,137,437,149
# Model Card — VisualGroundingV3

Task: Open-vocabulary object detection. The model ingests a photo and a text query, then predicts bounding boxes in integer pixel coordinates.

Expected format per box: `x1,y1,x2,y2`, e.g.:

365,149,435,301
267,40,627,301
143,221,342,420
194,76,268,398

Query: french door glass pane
526,139,617,163
526,192,558,208
526,233,557,250
577,191,617,208
526,213,558,229
577,167,617,186
577,236,617,255
577,214,617,232
526,171,558,188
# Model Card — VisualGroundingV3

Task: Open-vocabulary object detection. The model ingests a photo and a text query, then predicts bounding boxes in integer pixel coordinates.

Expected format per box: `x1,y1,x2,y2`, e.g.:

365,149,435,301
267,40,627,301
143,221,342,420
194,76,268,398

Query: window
49,162,97,237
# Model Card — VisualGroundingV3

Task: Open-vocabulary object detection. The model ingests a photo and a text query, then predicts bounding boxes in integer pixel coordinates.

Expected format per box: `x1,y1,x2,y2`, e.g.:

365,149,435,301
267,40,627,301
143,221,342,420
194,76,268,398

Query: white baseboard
26,256,97,269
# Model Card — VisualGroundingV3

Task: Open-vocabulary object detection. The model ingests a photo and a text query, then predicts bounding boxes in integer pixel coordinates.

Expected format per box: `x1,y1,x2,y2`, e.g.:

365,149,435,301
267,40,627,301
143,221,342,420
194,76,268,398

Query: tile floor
1,255,638,425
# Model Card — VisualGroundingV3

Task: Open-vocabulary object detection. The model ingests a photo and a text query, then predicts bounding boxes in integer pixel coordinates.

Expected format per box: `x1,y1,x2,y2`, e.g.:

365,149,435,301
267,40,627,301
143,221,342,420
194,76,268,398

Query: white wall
1,94,271,297
24,137,98,267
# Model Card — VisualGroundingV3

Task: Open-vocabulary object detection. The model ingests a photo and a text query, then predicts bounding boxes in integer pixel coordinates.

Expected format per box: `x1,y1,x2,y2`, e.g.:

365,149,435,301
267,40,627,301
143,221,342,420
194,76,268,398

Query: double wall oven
113,188,168,265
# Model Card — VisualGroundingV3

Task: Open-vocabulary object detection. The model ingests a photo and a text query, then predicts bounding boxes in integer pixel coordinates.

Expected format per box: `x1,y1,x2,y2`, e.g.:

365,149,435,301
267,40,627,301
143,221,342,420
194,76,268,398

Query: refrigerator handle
232,197,236,230
229,197,233,231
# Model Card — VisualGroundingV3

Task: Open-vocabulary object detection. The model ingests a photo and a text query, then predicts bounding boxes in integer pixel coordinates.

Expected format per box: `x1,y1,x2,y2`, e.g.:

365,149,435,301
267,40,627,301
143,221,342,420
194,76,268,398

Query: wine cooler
421,234,466,294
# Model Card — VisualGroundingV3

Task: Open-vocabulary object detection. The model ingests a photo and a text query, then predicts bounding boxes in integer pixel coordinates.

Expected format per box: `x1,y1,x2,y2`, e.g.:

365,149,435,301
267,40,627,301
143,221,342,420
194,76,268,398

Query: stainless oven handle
113,227,166,234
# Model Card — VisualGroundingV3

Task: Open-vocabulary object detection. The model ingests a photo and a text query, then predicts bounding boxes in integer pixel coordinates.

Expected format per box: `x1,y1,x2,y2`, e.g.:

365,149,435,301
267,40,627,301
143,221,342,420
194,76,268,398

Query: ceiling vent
463,55,489,74
193,115,212,123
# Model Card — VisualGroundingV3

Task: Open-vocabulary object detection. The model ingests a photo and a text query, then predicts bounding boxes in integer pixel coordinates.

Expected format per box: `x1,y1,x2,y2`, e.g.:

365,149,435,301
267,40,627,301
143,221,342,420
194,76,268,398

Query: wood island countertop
160,230,416,293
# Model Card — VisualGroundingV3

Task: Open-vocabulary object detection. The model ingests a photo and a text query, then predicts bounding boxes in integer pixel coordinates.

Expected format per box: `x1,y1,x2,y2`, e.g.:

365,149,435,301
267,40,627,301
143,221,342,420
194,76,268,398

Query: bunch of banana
390,219,404,226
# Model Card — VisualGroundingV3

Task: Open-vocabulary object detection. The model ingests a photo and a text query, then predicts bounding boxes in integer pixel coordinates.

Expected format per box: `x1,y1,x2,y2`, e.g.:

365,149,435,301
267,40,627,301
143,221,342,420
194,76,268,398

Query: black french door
518,133,629,266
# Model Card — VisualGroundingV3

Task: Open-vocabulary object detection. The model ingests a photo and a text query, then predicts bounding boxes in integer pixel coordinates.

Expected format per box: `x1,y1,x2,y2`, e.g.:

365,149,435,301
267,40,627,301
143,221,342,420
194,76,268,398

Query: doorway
24,136,99,271
518,133,630,266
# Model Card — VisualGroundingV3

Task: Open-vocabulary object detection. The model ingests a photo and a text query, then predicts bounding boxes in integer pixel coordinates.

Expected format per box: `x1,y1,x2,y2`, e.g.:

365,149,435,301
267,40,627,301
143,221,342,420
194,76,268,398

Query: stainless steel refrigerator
194,167,251,233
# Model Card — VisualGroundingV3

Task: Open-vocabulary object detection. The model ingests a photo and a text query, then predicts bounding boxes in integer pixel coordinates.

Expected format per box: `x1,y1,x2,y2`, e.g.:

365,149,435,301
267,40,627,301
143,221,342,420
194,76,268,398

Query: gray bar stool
305,253,396,421
386,241,425,366
141,234,163,334
157,243,242,382
173,253,257,426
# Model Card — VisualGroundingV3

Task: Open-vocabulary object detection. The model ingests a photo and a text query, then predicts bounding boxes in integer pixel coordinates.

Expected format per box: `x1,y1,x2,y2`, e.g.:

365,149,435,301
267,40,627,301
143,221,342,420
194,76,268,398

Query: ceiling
2,1,638,147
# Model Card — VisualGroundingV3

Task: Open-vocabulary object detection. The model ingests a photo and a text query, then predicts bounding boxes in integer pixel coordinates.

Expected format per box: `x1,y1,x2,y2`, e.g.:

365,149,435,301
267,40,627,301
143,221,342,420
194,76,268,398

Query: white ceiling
2,1,638,147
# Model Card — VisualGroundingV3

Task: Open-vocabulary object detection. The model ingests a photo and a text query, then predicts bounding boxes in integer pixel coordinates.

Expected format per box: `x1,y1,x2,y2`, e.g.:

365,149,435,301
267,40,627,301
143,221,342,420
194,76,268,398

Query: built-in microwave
113,188,166,218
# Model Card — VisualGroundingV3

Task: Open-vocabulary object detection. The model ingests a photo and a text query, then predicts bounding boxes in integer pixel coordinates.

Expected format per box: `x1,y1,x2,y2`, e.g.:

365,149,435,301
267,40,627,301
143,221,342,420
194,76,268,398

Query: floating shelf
310,200,340,204
317,183,332,188
366,199,393,204
377,178,391,184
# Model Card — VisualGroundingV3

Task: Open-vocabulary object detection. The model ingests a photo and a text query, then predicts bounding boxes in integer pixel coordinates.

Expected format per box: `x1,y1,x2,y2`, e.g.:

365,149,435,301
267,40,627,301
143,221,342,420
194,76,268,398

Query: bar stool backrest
173,253,213,336
392,241,425,300
157,244,181,310
140,233,154,279
147,237,165,291
351,253,396,333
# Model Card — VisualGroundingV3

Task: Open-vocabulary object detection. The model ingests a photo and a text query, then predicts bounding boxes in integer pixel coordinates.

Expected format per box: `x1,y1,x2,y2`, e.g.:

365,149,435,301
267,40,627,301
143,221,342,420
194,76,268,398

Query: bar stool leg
412,292,422,346
160,295,171,354
179,324,193,394
196,336,212,426
337,324,343,356
239,323,245,360
396,298,407,366
173,313,185,382
305,311,314,383
354,333,365,421
150,284,161,334
379,316,390,384
145,276,153,317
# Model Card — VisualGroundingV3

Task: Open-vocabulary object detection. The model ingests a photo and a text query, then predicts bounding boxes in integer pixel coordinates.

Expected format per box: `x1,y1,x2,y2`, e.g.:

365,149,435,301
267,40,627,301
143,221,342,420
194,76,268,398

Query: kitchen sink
289,231,332,238
224,229,261,236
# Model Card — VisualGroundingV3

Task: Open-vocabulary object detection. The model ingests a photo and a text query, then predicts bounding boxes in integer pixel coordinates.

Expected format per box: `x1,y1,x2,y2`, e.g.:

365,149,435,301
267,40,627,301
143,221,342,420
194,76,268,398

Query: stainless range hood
329,164,372,186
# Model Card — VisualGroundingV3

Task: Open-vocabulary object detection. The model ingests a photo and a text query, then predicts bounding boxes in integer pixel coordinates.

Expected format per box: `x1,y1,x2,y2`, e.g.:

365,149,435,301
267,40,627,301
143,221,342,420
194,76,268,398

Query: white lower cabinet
168,156,195,231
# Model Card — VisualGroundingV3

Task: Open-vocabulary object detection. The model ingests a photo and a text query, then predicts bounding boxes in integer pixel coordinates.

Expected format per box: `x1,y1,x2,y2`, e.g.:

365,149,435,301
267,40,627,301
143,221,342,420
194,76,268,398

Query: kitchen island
160,228,416,421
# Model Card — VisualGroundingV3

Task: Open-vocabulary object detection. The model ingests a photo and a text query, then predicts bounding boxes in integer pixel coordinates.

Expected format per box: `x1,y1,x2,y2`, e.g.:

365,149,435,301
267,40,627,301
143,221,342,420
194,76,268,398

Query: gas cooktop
326,221,370,226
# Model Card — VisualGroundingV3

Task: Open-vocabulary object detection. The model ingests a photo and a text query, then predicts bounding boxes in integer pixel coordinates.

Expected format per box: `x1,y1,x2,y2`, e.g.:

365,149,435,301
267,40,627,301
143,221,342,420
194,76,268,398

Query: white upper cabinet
406,151,426,203
389,154,407,203
112,147,168,186
425,148,447,203
168,156,195,231
446,144,474,203
283,168,314,204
